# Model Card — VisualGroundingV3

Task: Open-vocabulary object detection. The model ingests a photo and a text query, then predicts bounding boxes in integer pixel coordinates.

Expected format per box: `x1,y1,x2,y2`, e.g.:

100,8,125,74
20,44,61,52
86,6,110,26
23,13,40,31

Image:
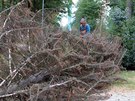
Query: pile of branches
0,1,125,101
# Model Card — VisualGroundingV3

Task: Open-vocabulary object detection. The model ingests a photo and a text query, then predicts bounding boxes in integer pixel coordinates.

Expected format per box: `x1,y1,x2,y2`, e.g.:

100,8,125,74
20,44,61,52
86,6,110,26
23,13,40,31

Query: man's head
80,18,86,26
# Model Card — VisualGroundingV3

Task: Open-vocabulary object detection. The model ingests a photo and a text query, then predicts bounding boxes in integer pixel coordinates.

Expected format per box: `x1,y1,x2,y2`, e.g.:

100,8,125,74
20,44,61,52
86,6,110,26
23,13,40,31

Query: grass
112,71,135,90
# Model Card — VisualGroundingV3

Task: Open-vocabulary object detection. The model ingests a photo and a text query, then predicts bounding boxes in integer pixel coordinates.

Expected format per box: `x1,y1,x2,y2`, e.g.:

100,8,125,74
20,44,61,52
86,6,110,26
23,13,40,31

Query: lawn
112,71,135,90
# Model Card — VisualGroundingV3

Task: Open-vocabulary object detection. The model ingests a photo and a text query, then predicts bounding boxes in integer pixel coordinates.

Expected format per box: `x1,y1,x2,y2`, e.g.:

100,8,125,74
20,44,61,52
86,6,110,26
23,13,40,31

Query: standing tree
1,0,4,10
108,0,135,69
67,0,72,31
74,0,101,31
126,0,132,19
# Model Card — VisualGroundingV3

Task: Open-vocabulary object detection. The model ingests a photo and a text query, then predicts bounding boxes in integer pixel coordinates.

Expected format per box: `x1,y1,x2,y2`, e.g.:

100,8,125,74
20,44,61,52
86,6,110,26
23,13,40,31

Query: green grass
113,71,135,90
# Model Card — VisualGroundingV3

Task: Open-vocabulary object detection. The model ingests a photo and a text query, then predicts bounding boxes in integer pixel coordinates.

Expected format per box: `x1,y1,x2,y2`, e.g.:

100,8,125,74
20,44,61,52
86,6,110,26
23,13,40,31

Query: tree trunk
10,0,14,6
28,0,33,8
126,0,132,19
2,0,4,10
33,0,36,12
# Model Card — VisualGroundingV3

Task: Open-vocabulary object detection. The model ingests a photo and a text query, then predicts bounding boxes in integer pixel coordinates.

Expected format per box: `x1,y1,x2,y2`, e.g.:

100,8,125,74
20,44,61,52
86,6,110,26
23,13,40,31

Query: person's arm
80,30,86,35
86,24,90,34
80,26,86,35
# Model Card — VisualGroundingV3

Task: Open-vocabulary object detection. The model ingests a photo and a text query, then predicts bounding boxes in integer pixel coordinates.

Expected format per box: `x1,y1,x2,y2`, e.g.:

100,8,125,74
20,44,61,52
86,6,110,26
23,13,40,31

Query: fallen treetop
0,1,125,101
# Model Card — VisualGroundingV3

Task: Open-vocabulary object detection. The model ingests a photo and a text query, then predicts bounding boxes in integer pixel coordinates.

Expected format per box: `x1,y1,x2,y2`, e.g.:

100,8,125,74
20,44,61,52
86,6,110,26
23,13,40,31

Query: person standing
80,18,91,41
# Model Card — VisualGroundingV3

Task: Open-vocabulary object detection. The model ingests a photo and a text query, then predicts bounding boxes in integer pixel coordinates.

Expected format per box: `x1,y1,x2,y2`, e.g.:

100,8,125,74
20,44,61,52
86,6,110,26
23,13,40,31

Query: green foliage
107,7,126,35
0,0,66,11
74,0,101,31
67,0,72,16
108,0,135,68
110,0,126,10
34,0,66,12
0,0,2,11
0,0,69,27
121,17,135,67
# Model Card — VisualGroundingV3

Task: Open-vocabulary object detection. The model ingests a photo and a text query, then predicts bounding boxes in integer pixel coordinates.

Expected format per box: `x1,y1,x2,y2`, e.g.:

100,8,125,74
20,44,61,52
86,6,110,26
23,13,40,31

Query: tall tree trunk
2,0,4,10
100,0,110,36
28,0,33,8
42,0,45,28
33,0,36,12
126,0,132,19
67,0,72,32
10,0,14,6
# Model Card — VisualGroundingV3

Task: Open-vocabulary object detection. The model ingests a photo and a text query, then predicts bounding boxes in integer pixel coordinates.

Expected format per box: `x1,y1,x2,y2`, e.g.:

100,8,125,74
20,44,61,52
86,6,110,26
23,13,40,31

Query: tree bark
10,0,13,5
1,0,4,10
33,0,36,12
126,0,132,19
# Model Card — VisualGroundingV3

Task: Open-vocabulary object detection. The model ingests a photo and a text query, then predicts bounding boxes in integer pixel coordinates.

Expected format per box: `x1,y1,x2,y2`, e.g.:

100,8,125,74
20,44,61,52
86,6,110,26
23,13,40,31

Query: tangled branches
0,1,125,101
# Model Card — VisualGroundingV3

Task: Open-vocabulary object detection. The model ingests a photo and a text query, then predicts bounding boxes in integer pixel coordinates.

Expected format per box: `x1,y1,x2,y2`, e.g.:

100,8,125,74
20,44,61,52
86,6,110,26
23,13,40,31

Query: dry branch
0,90,27,98
0,2,125,101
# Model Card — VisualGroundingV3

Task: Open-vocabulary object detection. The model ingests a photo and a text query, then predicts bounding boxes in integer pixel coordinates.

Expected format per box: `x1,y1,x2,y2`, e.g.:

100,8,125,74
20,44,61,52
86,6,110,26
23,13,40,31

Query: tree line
74,0,135,69
109,0,135,69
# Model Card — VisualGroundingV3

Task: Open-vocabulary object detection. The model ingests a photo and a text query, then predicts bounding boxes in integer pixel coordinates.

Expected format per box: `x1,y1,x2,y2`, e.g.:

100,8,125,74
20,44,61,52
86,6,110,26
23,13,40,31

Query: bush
108,6,135,69
121,17,135,68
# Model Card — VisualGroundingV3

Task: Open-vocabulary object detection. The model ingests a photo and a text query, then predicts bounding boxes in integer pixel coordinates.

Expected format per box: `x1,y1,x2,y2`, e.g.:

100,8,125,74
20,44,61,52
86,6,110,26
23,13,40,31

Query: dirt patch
104,87,135,101
106,92,135,101
110,86,135,93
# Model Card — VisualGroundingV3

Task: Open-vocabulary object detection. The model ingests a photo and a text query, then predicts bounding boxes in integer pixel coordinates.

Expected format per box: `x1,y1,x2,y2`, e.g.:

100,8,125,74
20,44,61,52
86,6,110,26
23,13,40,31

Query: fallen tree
0,1,125,101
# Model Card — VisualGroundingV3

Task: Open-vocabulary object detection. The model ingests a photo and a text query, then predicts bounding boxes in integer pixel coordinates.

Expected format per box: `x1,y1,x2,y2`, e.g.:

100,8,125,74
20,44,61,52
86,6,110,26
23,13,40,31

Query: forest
0,0,134,101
